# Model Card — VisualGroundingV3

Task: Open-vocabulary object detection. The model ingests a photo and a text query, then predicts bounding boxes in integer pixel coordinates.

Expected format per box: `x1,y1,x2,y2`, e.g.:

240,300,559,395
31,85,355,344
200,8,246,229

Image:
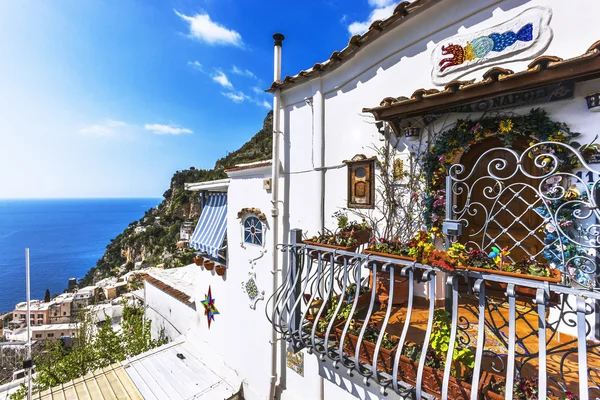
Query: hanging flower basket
204,260,215,271
194,256,204,266
215,264,226,276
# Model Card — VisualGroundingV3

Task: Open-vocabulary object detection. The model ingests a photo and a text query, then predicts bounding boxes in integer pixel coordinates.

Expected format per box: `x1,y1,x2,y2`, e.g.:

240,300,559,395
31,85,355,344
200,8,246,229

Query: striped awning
190,193,228,258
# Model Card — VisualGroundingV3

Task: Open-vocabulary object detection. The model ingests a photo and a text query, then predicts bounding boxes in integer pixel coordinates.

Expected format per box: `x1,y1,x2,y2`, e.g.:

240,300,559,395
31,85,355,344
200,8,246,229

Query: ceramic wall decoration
431,7,553,84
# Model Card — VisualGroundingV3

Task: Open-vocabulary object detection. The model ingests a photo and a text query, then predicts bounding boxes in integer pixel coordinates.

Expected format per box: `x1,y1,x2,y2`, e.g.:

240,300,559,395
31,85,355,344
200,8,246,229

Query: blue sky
0,0,399,198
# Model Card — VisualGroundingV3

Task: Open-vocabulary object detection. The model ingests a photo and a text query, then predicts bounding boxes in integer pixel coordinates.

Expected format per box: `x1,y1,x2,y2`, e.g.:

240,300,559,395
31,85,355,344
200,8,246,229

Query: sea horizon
0,198,162,313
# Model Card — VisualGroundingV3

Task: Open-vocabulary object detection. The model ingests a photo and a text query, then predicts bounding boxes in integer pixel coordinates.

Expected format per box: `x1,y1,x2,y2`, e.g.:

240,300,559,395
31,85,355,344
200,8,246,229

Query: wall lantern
343,154,376,209
404,123,421,140
585,92,600,112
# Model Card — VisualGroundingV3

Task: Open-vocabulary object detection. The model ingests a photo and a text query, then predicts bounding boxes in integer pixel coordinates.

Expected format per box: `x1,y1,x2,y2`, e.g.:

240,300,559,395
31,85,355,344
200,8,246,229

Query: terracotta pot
336,326,398,373
303,240,358,263
305,315,344,341
193,256,204,266
215,264,226,276
362,250,414,306
455,265,561,305
204,260,215,271
398,356,504,400
342,228,372,246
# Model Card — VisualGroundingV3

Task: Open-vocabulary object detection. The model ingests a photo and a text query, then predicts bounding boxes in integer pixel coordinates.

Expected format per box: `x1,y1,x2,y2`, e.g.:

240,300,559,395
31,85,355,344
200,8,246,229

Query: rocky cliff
79,111,273,286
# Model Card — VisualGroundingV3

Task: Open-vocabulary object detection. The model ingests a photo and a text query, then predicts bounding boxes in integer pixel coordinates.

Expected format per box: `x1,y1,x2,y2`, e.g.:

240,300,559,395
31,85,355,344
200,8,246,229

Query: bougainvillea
422,108,581,232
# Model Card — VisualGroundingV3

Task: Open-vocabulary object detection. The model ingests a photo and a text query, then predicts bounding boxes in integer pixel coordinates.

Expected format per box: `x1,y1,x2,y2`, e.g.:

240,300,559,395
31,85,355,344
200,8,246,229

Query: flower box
303,240,359,263
398,356,504,400
204,260,215,271
362,250,415,306
193,256,204,266
342,228,372,246
336,326,398,373
304,315,345,341
455,265,561,305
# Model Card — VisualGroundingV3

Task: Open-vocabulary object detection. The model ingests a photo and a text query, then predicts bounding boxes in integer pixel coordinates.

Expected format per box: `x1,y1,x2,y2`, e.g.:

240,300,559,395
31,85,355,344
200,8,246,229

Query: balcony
268,235,600,400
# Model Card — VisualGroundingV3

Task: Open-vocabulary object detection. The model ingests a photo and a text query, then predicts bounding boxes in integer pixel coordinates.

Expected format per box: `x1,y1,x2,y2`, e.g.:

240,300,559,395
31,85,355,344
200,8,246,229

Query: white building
141,2,600,400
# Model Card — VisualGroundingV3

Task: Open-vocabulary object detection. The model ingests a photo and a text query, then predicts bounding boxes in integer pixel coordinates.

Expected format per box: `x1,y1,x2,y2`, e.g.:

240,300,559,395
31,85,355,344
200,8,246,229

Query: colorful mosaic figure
439,23,534,72
201,285,220,329
241,272,265,309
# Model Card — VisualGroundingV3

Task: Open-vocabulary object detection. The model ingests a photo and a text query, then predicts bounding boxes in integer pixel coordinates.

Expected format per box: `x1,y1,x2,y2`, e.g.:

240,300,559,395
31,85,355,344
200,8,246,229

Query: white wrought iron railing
267,239,599,399
267,142,600,400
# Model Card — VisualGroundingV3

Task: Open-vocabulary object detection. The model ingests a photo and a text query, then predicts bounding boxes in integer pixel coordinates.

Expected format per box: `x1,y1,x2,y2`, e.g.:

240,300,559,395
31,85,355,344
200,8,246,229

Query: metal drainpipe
269,32,284,400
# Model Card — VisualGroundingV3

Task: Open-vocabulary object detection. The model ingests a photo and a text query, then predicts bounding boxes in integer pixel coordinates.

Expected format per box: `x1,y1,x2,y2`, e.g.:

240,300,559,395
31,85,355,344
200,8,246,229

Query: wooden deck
354,297,600,398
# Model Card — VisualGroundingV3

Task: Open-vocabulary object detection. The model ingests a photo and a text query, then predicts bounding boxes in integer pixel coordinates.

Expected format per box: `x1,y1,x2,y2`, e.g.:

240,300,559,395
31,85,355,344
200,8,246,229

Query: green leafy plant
429,310,474,376
347,320,398,350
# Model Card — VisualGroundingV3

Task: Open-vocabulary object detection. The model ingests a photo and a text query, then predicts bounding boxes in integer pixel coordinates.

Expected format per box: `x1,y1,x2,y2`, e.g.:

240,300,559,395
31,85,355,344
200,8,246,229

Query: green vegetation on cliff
79,111,272,286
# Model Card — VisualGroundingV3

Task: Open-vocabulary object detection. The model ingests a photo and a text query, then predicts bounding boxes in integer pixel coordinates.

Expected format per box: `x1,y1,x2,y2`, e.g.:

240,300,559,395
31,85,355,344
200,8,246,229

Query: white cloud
251,86,263,94
144,124,193,135
347,3,396,36
367,0,394,7
174,10,242,47
187,60,203,71
212,70,233,88
79,120,129,136
222,91,247,103
231,65,256,79
261,100,271,110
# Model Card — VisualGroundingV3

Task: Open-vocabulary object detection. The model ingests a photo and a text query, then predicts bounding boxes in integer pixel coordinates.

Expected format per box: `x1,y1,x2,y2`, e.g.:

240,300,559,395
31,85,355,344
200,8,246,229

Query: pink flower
431,214,440,222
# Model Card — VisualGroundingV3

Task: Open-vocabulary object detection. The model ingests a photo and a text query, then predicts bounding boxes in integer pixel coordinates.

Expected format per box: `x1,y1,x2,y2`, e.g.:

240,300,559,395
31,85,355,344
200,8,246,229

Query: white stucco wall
144,281,198,341
274,1,600,399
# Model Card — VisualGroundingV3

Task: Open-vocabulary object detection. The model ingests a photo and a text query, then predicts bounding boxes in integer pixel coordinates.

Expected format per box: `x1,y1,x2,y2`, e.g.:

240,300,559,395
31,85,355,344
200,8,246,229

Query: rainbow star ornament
201,286,219,329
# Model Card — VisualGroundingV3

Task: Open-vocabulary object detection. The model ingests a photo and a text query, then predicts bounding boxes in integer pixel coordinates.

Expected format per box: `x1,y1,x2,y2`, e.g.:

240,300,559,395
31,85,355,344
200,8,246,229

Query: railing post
289,229,302,337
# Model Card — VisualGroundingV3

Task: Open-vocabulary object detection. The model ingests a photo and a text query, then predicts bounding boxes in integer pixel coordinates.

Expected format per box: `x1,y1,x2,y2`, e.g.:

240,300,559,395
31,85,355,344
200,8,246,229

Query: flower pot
585,92,600,112
342,228,372,246
363,250,414,306
215,264,226,276
336,326,398,373
455,265,561,305
305,315,344,341
193,256,204,266
303,240,358,264
398,356,504,400
404,126,421,140
204,260,215,271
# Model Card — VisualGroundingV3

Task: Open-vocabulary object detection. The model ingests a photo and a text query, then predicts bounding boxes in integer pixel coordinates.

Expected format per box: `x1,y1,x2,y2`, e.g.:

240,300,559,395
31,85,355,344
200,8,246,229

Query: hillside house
170,1,600,400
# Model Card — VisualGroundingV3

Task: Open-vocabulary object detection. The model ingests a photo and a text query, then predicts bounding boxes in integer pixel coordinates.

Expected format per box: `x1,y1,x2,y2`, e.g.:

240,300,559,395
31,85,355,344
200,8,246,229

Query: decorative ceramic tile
201,285,219,329
241,271,264,310
431,7,553,84
286,348,304,377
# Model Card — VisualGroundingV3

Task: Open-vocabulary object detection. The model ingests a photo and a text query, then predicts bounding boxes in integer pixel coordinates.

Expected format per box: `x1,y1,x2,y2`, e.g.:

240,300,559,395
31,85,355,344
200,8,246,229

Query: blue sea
0,198,161,313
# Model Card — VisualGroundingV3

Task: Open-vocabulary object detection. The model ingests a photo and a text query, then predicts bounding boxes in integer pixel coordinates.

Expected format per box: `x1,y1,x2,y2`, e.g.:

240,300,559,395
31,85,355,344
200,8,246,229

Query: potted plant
484,375,579,400
215,264,226,276
397,310,504,400
333,211,372,245
451,245,561,303
362,231,432,305
193,255,204,266
303,231,360,263
304,297,354,340
336,319,399,373
204,260,215,271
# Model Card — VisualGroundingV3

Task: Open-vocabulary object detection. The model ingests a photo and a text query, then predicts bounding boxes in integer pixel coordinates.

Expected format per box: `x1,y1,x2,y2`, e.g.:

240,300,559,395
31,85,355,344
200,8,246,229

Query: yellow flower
498,119,514,133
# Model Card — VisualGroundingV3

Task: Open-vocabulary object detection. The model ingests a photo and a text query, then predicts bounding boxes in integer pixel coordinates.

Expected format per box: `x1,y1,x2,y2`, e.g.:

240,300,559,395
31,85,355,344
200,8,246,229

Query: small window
244,216,263,246
38,314,43,319
47,333,54,338
35,334,42,338
13,314,16,318
63,312,66,316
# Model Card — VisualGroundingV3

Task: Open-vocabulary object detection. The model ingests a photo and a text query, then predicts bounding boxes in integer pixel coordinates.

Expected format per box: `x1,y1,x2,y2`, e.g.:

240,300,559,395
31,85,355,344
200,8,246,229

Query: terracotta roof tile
267,0,440,92
142,275,195,309
363,41,600,120
224,160,272,173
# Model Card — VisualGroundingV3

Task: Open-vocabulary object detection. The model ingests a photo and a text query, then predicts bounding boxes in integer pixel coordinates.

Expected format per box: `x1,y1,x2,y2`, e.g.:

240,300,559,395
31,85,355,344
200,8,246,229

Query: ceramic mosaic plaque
431,7,553,84
286,348,304,377
241,272,264,309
